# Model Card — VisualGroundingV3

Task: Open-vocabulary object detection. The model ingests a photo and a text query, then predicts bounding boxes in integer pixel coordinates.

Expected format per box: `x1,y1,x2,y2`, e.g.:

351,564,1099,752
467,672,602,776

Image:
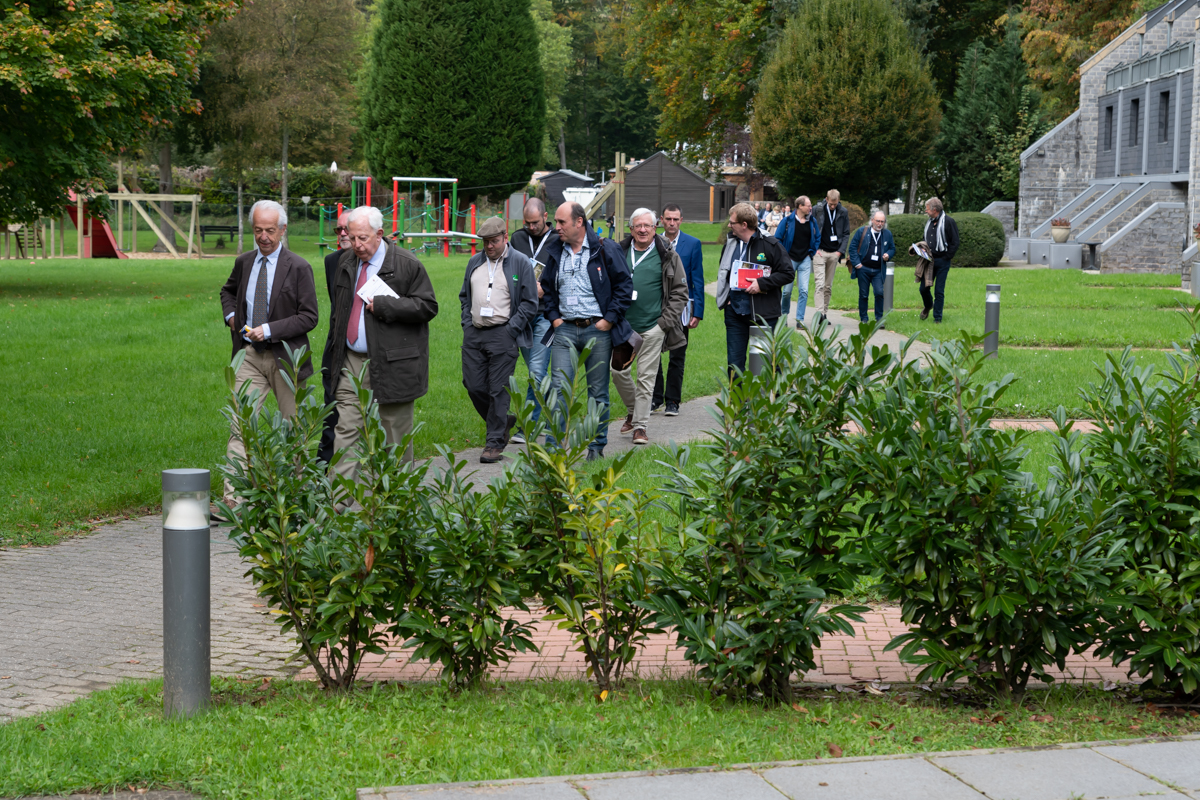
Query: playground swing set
318,176,486,258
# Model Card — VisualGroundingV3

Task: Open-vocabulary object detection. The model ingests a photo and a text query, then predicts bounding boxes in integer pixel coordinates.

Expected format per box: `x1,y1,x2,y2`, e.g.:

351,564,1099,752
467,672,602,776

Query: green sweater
625,245,663,333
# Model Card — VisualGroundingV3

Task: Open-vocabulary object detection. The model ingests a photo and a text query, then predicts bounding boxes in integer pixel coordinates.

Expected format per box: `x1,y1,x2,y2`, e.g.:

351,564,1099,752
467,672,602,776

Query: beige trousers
332,351,415,484
813,250,841,315
225,344,298,501
612,323,667,432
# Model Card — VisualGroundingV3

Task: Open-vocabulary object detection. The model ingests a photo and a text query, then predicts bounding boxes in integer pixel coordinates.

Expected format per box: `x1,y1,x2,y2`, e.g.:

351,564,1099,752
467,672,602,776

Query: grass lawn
1,677,1195,800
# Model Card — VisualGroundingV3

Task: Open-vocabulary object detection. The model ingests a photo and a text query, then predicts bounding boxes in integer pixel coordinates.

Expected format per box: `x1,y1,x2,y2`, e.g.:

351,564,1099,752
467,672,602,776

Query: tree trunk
558,125,567,170
152,143,176,252
906,166,919,214
280,125,290,247
237,179,244,255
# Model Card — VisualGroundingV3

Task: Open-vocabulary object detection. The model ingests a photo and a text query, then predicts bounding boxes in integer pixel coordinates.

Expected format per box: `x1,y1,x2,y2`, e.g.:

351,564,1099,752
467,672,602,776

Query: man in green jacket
327,206,438,477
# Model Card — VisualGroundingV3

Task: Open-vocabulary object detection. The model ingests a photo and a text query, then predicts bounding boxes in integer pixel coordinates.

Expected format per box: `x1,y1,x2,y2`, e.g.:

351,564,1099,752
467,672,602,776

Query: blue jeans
780,256,812,321
548,320,612,452
856,265,885,321
519,315,552,424
725,307,779,377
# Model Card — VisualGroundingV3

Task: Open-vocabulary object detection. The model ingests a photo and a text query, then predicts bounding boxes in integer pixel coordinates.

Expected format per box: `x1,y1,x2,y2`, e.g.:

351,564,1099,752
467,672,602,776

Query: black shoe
919,308,930,320
650,403,662,415
933,318,942,324
586,449,603,462
665,402,680,416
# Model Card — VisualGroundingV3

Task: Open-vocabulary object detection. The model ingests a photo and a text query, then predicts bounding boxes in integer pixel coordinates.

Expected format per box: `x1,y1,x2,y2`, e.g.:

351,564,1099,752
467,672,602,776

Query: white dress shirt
225,242,282,341
348,240,388,353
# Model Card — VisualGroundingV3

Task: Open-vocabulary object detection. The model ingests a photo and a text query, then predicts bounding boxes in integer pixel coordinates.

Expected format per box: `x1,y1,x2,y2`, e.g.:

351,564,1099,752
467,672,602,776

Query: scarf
925,215,946,253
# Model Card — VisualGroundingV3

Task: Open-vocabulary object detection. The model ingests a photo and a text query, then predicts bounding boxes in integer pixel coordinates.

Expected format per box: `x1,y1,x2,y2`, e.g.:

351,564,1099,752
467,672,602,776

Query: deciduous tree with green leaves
0,0,239,222
361,0,545,201
749,0,941,206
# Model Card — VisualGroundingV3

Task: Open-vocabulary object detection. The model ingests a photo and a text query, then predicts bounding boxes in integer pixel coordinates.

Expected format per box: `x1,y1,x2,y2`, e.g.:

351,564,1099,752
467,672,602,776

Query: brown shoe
632,428,648,445
919,308,930,320
480,447,504,464
620,414,635,434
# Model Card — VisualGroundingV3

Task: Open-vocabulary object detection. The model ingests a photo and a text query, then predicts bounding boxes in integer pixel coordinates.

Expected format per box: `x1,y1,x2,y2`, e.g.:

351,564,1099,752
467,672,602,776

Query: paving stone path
358,736,1200,800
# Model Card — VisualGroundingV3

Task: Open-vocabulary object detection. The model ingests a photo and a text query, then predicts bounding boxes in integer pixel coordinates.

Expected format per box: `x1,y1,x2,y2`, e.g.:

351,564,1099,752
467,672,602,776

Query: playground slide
66,191,127,259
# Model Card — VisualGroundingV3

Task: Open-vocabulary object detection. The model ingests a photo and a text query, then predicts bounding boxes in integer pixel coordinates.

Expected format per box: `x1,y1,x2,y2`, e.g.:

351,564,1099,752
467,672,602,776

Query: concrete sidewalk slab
1094,739,1200,792
580,770,785,800
761,758,987,800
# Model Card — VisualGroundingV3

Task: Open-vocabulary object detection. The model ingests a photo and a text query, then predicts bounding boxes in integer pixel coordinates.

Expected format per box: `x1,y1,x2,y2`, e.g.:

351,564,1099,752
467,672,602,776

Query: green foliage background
887,213,1005,268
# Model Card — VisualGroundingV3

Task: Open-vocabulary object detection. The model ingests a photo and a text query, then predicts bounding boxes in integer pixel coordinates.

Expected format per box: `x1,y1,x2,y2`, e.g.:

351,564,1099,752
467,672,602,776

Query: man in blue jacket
651,203,704,416
773,195,819,328
541,202,634,460
848,210,896,324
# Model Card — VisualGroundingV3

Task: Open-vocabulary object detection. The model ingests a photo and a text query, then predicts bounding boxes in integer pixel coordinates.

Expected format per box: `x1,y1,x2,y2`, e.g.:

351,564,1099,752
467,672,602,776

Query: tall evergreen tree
750,0,941,207
939,26,1050,211
361,0,545,201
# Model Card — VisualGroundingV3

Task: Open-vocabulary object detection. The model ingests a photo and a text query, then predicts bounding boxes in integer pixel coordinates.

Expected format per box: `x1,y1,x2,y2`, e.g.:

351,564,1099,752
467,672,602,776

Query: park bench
199,224,238,243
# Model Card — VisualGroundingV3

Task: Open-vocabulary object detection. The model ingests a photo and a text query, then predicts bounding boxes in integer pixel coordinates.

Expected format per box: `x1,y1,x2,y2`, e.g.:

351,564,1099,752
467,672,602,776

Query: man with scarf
920,197,959,323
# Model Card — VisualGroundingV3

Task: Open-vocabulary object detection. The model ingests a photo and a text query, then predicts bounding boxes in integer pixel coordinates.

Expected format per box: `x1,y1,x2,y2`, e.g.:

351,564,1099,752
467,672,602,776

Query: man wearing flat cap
459,216,539,463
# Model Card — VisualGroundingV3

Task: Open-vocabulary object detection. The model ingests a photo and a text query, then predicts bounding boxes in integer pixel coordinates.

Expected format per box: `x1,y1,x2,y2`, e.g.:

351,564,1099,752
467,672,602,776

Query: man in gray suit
218,199,319,509
459,217,539,462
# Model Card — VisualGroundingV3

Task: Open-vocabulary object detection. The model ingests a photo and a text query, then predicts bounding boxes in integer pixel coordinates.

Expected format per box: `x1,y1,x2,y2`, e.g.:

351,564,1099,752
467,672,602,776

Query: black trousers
317,339,340,465
462,324,520,448
919,258,952,322
652,327,688,407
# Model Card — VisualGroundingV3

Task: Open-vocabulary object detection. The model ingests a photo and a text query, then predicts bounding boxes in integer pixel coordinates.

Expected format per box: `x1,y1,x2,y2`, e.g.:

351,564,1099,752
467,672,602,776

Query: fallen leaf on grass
912,736,925,743
885,723,896,731
813,717,829,725
826,742,843,758
1129,724,1141,731
1029,714,1054,723
868,720,881,729
869,736,880,746
792,704,809,714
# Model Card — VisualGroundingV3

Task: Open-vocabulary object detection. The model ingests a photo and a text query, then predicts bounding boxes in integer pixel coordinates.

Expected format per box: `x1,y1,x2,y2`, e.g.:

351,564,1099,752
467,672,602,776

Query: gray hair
348,205,384,231
925,197,944,213
249,199,288,227
872,209,887,222
630,207,657,226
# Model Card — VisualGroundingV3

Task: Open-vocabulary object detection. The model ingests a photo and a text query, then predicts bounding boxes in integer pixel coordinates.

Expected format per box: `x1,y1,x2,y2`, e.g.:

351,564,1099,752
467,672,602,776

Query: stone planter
1050,225,1071,244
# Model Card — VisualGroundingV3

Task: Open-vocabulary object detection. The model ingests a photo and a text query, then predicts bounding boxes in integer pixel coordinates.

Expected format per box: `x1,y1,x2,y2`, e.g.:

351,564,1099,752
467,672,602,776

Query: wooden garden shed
608,152,735,223
536,169,595,206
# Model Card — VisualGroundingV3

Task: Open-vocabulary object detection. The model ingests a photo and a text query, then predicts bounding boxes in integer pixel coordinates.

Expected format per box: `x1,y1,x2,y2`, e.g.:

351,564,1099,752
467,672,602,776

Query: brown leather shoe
620,414,635,434
480,447,504,464
919,308,930,320
632,428,648,445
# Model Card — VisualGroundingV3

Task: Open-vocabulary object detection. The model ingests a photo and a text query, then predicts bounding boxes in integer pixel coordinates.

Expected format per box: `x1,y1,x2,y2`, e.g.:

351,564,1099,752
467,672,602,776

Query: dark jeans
856,265,885,321
652,327,689,407
548,320,613,452
317,343,339,464
462,324,520,448
725,307,779,377
919,258,952,321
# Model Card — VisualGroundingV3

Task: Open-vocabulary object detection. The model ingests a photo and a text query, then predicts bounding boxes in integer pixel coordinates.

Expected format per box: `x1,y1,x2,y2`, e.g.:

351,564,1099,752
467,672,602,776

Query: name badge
870,254,879,261
631,290,638,301
480,307,494,317
830,234,839,242
564,296,579,308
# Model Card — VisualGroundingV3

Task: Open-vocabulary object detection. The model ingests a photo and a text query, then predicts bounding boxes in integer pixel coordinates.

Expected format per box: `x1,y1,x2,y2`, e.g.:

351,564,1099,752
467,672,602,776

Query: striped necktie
251,255,269,328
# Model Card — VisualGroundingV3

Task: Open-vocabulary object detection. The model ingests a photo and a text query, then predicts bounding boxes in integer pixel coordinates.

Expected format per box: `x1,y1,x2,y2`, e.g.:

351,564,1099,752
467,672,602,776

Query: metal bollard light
883,264,895,316
747,324,772,376
984,283,1001,359
162,468,211,718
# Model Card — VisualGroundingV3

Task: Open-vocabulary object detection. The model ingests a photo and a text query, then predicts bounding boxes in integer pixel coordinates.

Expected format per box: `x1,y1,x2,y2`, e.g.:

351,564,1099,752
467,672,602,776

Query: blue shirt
556,238,602,319
347,240,388,353
226,242,281,342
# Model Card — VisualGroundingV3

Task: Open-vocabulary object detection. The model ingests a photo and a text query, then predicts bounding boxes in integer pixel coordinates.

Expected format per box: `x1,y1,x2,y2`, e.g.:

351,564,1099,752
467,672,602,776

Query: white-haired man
613,208,689,445
327,206,438,478
218,199,319,513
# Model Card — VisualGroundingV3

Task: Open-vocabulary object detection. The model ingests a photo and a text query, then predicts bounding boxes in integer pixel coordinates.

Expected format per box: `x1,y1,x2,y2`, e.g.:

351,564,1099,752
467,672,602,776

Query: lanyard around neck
530,231,548,261
630,244,654,271
484,254,503,302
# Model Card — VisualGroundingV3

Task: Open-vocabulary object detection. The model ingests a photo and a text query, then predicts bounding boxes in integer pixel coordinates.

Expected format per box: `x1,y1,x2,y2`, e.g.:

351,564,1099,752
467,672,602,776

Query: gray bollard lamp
162,468,211,718
984,283,1001,360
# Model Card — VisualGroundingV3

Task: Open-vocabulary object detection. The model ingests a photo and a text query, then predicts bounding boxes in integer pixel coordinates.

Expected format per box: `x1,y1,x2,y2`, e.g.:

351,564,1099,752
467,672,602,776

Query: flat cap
478,216,507,239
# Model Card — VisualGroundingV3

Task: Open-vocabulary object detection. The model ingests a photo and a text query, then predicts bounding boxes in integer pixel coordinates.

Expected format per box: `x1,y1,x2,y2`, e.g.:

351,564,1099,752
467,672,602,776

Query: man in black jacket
459,217,538,463
508,198,558,444
318,210,350,464
541,202,634,460
920,197,960,324
715,202,794,376
328,206,438,478
812,189,849,324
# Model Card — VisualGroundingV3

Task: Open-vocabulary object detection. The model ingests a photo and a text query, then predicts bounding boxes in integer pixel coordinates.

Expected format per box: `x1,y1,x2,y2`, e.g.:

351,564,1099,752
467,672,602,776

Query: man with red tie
326,206,438,479
218,199,319,511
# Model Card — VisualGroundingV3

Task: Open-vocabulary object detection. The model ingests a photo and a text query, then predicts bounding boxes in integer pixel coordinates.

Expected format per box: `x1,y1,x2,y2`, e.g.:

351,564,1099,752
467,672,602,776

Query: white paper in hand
357,274,399,303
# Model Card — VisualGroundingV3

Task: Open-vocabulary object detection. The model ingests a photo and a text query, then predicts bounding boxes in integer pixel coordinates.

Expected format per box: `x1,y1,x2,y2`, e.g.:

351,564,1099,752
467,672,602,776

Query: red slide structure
66,191,127,259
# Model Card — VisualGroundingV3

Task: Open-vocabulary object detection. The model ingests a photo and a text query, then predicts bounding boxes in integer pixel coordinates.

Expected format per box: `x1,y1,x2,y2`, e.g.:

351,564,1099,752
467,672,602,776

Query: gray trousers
462,324,520,447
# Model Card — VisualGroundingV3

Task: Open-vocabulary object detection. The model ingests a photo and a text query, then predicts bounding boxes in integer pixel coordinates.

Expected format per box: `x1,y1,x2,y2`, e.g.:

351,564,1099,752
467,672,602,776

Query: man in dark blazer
651,203,704,416
848,210,897,323
812,189,850,325
218,199,319,507
327,206,438,479
318,211,351,464
459,216,539,463
920,197,960,324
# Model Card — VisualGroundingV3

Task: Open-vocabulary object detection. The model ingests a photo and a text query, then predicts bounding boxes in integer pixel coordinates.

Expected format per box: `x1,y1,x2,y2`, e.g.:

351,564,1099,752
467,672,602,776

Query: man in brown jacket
327,205,438,478
218,199,319,508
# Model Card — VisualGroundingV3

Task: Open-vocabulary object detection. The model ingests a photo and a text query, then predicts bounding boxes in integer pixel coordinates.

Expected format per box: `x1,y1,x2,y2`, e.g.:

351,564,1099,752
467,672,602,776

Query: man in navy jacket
651,203,704,416
541,202,634,460
848,210,896,323
773,195,820,327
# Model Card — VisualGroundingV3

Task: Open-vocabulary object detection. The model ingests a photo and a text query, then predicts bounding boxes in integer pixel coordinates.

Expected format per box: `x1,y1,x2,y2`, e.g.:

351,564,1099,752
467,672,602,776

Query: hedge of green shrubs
885,212,1006,268
223,308,1200,701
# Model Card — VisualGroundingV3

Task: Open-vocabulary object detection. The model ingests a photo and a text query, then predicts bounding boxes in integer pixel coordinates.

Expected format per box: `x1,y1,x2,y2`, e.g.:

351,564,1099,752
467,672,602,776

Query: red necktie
347,262,370,347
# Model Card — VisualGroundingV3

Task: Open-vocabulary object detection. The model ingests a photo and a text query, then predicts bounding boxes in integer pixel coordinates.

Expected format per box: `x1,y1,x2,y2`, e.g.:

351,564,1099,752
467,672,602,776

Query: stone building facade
1014,0,1200,288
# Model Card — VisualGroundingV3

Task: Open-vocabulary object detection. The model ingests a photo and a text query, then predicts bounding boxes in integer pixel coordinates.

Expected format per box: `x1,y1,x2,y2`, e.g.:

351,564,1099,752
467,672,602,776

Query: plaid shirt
556,238,602,319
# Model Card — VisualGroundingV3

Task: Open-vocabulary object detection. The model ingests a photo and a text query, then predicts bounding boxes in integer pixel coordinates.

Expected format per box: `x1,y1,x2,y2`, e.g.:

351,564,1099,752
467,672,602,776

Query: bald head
523,197,549,238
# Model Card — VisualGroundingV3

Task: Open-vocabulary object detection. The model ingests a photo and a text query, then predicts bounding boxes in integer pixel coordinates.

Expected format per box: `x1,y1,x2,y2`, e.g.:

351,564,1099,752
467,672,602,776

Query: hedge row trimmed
883,212,1005,268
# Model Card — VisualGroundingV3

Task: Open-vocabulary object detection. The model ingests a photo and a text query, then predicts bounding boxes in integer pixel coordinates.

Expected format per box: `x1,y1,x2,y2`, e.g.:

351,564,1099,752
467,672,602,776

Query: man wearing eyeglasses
507,198,559,444
318,211,351,463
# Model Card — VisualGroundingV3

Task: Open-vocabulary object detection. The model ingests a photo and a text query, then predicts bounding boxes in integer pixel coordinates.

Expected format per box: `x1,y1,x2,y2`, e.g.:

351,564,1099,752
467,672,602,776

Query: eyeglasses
335,226,349,234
